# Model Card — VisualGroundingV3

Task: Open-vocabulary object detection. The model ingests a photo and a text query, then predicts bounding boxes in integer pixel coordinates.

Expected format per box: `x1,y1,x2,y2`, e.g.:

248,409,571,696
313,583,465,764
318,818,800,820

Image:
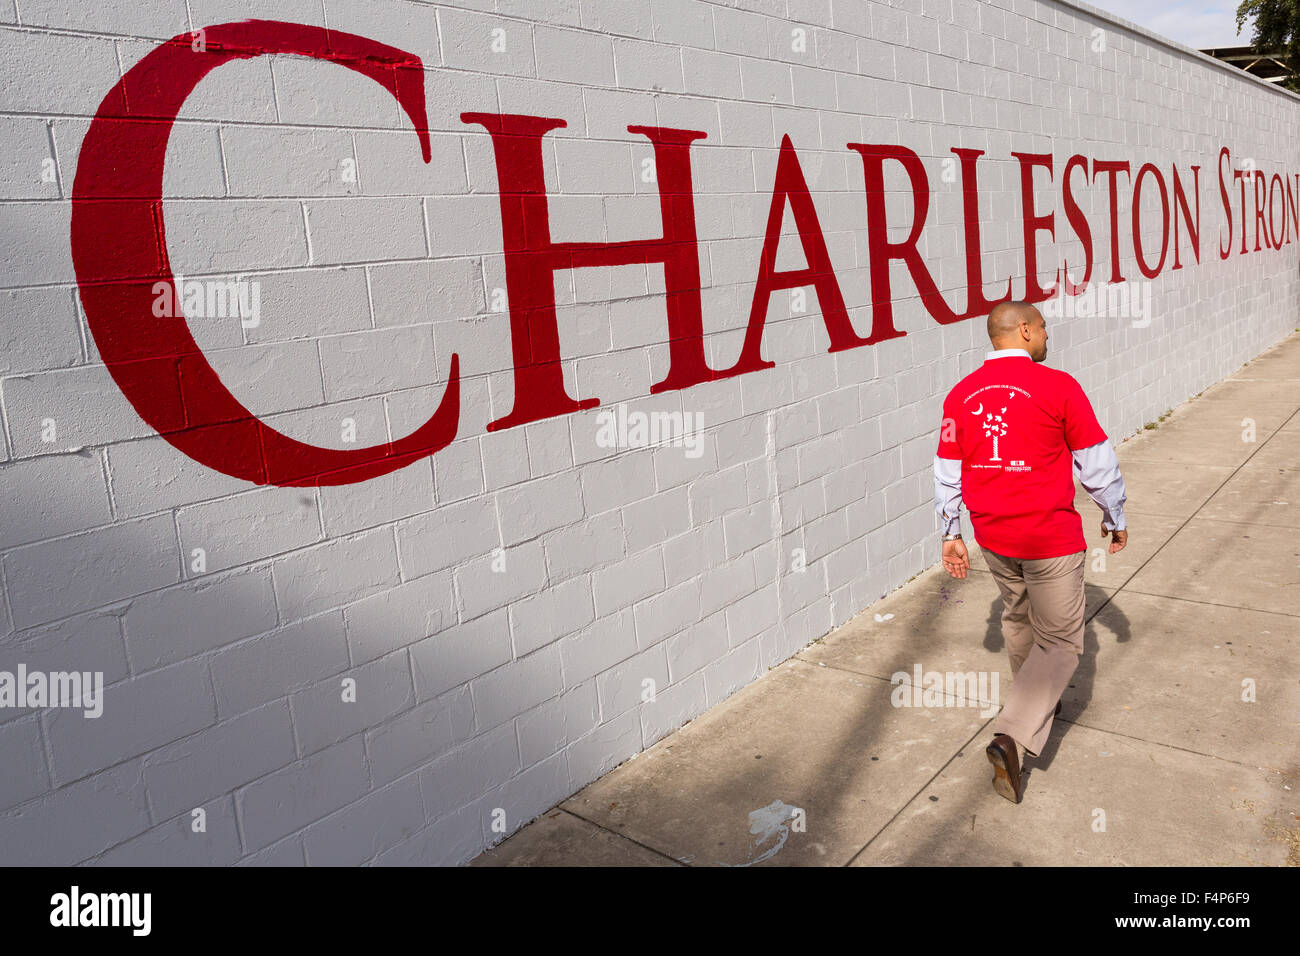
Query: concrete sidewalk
471,334,1300,867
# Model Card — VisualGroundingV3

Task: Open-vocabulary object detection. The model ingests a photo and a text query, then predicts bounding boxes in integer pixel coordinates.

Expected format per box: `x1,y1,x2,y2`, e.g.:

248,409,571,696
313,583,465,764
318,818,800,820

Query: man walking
933,301,1128,803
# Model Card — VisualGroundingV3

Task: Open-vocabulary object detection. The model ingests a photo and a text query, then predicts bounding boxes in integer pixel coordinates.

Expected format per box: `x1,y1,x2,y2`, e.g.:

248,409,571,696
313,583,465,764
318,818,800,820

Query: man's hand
1101,521,1128,554
941,539,970,578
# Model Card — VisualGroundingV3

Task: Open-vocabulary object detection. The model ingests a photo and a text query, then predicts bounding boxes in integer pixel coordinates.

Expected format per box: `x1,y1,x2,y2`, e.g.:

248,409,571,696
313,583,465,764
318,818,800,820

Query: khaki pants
982,547,1086,758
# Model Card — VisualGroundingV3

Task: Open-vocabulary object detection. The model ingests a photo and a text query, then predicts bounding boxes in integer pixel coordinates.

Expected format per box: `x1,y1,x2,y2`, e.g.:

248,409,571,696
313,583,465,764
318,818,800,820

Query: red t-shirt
936,355,1107,559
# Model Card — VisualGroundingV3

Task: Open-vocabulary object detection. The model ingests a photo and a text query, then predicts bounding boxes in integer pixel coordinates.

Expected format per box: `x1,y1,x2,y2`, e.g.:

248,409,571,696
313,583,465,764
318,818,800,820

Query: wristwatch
941,533,962,542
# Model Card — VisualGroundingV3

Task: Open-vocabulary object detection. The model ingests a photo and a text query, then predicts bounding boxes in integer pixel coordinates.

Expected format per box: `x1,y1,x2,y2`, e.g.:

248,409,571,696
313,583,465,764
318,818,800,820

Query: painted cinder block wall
0,0,1296,865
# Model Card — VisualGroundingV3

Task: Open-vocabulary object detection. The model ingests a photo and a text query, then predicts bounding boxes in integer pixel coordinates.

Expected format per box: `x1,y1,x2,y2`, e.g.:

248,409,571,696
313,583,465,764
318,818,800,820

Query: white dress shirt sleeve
1072,440,1127,531
933,455,963,536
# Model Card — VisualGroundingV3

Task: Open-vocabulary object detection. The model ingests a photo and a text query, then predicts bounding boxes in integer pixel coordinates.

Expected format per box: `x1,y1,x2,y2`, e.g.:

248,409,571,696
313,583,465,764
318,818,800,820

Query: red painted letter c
71,20,459,486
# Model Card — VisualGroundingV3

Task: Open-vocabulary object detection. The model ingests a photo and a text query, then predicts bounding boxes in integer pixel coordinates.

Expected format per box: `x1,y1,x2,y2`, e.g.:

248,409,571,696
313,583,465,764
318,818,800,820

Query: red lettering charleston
72,21,1296,487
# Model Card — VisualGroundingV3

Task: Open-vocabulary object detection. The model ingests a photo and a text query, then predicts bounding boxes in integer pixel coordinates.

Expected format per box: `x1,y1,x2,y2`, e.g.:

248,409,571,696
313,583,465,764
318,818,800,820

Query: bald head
987,301,1040,345
987,301,1048,361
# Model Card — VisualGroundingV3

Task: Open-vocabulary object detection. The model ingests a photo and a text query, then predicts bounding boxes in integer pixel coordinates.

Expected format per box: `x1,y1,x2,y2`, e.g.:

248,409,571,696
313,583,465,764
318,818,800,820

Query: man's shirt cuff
1072,440,1127,531
933,455,963,536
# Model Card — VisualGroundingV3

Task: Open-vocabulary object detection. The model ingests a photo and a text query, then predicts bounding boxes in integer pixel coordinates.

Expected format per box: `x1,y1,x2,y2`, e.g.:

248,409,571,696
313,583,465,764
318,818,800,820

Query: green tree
1236,0,1300,93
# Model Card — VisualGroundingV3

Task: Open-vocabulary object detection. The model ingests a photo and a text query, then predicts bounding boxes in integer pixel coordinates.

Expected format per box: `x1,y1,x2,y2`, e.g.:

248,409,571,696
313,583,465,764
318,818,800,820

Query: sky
1084,0,1254,50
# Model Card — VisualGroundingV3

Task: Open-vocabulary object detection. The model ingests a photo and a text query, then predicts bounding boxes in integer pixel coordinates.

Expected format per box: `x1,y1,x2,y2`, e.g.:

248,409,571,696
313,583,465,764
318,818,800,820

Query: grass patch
1143,408,1174,430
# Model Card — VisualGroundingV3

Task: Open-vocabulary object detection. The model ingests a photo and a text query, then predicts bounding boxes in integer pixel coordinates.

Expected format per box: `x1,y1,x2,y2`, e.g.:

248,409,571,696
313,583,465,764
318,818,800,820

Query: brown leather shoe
986,734,1022,803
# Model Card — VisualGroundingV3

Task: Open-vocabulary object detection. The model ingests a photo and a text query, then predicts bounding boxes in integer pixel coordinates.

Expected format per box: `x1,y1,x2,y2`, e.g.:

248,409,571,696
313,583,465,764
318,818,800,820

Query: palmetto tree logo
983,407,1009,461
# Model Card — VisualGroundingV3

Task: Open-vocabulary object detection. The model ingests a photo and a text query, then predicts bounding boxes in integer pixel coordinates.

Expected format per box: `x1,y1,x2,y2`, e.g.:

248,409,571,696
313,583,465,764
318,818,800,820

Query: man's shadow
981,583,1131,775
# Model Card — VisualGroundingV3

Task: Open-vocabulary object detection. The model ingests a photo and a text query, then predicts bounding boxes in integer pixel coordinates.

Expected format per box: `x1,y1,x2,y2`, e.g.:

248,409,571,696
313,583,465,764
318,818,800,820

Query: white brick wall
0,0,1296,866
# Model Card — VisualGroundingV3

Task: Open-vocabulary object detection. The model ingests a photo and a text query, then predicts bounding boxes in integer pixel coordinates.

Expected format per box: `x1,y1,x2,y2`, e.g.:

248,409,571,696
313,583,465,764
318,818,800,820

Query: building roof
1200,45,1297,83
